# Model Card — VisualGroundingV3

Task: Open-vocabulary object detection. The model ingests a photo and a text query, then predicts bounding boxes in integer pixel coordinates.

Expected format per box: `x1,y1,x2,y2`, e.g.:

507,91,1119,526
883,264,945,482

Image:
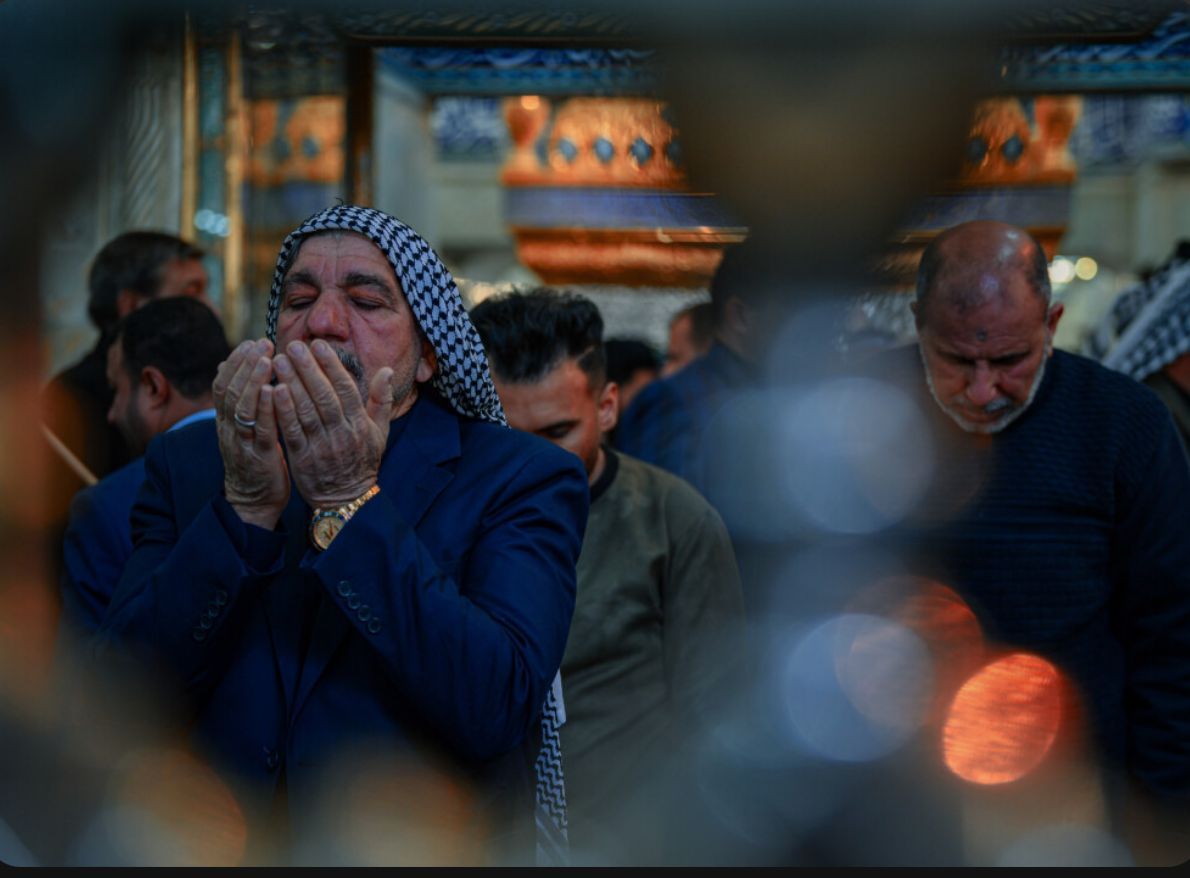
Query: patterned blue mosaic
430,96,510,160
377,46,660,96
1000,8,1190,91
1069,93,1190,166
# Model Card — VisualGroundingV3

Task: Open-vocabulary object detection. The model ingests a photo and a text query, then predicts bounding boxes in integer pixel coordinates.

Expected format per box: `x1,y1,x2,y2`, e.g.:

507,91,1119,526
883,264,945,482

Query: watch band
308,484,380,550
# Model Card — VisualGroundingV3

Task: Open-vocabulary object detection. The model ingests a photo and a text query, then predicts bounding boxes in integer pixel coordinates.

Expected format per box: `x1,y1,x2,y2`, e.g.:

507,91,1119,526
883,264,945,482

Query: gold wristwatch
309,485,380,551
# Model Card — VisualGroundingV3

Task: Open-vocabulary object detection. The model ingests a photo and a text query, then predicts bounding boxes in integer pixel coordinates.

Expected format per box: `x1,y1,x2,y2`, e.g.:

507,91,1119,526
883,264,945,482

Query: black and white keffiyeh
1089,248,1190,382
265,204,505,424
266,204,569,862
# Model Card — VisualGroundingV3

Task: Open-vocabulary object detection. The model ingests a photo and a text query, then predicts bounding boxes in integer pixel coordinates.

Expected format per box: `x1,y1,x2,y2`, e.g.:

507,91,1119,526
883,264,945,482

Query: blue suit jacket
60,457,145,633
615,342,757,496
99,391,588,858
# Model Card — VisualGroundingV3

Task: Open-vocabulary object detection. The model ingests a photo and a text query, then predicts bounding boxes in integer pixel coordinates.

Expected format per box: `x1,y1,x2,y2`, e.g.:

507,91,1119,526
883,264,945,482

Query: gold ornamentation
511,228,742,287
501,96,685,189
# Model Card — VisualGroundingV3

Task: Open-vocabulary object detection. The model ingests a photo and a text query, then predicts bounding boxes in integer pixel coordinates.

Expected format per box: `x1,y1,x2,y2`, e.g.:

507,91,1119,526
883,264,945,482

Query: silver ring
233,413,257,430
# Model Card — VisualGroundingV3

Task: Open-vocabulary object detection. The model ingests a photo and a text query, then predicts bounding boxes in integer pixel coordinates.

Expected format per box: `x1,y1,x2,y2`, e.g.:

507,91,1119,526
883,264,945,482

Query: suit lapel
376,394,460,528
288,394,462,724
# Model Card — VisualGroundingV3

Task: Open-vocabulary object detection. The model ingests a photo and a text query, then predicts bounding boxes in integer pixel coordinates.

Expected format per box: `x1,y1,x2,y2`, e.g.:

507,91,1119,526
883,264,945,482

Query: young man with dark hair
471,288,744,863
61,296,230,633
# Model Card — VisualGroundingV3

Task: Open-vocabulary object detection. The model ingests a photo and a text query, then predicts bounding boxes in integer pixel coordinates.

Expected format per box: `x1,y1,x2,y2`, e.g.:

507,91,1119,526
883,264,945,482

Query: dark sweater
879,346,1190,801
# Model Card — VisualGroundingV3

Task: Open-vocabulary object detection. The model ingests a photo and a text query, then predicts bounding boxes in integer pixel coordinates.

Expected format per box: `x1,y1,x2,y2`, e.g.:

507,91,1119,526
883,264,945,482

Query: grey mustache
336,349,365,382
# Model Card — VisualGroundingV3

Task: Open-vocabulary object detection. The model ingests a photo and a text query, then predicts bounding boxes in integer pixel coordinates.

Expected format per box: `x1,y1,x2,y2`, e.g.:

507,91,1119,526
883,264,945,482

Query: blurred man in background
1092,240,1190,453
472,289,744,864
41,232,211,600
60,296,229,635
43,231,210,485
663,301,714,377
617,244,783,498
603,337,661,446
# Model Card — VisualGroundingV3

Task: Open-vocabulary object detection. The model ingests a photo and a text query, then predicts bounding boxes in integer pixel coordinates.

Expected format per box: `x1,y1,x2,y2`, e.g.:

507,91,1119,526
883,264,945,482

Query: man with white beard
877,220,1190,854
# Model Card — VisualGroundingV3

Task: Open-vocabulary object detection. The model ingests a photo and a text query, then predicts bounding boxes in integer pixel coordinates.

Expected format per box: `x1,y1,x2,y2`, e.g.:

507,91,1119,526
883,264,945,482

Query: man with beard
60,296,229,634
881,220,1190,844
97,206,588,865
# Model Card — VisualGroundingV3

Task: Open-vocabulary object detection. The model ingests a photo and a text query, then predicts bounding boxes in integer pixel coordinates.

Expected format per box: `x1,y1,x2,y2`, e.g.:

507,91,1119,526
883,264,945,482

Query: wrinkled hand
212,339,290,529
272,339,394,508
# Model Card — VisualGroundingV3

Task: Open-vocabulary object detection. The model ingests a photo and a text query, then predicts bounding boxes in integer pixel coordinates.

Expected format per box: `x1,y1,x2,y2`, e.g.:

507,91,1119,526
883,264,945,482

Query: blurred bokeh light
943,653,1064,785
847,577,987,724
783,614,932,763
71,748,246,866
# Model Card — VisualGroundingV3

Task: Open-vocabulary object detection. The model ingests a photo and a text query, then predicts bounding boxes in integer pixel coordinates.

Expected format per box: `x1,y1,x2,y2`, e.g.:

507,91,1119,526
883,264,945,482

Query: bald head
915,221,1051,327
912,221,1064,434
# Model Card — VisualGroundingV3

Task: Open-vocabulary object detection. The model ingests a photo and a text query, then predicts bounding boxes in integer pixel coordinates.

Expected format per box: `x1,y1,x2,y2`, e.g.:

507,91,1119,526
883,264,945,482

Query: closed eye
283,294,314,310
990,353,1027,367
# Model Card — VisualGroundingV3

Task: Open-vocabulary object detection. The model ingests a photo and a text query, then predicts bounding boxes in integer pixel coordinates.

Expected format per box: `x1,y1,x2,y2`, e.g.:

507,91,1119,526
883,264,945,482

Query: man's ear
723,295,751,338
139,365,171,410
1046,301,1064,334
415,338,438,383
116,289,148,319
597,381,619,434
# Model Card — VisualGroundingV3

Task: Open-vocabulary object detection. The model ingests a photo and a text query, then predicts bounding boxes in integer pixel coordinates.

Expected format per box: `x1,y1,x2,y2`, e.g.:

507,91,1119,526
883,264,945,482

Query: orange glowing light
520,95,541,111
942,653,1063,785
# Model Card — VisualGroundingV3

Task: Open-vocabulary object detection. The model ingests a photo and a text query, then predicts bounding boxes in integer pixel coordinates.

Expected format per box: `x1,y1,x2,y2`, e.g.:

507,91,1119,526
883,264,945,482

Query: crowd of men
40,209,1190,866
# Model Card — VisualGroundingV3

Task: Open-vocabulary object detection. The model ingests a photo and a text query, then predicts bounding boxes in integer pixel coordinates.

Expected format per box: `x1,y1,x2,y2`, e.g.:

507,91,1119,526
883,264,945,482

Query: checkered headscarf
1091,252,1190,382
265,204,506,425
266,205,569,861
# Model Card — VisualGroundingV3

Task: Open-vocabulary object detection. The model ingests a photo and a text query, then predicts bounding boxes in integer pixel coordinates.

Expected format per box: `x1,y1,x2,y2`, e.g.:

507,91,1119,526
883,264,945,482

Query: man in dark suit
616,243,783,498
98,206,588,865
60,296,229,634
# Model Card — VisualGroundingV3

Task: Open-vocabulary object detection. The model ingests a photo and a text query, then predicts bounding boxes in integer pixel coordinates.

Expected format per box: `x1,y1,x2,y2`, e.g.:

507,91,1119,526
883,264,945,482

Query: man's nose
305,291,349,339
966,364,999,406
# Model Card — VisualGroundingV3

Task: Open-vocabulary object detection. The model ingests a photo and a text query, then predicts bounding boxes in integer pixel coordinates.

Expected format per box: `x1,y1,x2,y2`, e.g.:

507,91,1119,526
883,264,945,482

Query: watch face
310,511,346,550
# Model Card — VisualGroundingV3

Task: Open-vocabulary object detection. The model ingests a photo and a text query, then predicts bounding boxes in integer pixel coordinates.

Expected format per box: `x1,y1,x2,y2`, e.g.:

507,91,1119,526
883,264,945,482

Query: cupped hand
272,339,395,509
211,338,290,528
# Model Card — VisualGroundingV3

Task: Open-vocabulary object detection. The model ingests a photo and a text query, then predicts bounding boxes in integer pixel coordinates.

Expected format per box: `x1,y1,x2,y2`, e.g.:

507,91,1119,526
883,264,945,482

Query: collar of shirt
169,408,217,432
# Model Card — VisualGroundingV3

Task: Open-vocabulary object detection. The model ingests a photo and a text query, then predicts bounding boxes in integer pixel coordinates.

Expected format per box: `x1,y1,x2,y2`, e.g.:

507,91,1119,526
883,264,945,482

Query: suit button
262,746,279,770
213,590,229,606
357,606,372,622
347,595,361,610
337,581,352,596
198,617,212,630
193,629,206,642
367,619,381,634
